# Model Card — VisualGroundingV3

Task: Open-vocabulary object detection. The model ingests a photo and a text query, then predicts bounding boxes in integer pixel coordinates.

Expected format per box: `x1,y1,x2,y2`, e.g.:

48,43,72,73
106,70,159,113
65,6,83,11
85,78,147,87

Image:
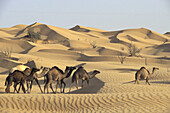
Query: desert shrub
28,29,41,43
0,48,12,58
128,42,141,57
118,47,126,64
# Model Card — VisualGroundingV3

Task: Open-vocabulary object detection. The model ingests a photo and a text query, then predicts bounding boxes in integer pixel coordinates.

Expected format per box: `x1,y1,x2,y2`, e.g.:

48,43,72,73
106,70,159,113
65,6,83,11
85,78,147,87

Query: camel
35,67,50,78
24,66,49,93
10,64,30,73
69,66,100,92
5,68,40,93
44,66,76,94
135,67,159,85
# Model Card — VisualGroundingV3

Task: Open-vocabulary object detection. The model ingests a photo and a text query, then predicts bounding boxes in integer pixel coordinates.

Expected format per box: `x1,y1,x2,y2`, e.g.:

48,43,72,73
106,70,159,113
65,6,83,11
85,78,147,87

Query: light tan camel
135,67,159,85
69,66,100,92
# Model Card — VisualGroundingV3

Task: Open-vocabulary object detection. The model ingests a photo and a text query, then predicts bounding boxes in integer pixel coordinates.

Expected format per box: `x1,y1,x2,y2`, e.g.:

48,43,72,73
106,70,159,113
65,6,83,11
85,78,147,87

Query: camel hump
53,66,64,74
140,67,146,70
78,66,84,69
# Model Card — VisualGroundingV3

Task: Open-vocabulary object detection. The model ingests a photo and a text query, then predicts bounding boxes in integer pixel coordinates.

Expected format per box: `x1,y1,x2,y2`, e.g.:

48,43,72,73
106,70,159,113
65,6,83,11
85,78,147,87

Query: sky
0,0,170,34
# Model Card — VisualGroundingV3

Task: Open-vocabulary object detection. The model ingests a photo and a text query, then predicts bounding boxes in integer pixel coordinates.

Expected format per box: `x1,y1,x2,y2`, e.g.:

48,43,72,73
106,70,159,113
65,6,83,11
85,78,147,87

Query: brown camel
69,66,100,92
35,67,50,78
44,66,76,93
135,67,159,85
5,68,40,93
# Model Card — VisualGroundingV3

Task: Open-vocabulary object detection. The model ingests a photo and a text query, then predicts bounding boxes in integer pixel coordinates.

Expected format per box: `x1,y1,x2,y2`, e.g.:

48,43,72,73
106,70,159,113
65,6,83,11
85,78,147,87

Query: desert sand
0,22,170,113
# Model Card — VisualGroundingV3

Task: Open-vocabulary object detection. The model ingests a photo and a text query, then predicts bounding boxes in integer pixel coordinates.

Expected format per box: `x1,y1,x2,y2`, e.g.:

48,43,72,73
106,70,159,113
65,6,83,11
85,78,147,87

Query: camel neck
88,72,97,79
63,70,72,78
30,69,36,76
150,69,156,77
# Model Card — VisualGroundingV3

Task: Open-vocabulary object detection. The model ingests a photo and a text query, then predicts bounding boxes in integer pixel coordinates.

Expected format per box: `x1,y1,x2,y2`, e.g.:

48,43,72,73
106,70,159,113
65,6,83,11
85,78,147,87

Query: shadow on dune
0,70,9,75
109,68,138,73
0,91,6,94
150,81,170,84
123,80,135,84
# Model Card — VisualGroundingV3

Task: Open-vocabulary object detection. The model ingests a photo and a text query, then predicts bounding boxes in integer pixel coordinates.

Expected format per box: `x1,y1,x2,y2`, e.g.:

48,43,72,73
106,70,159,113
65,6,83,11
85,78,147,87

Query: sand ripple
0,92,169,113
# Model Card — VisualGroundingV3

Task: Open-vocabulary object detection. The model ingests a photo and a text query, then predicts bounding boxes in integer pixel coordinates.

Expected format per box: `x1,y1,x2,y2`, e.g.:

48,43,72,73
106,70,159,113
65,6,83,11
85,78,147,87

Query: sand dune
0,23,170,113
0,38,34,53
0,24,27,36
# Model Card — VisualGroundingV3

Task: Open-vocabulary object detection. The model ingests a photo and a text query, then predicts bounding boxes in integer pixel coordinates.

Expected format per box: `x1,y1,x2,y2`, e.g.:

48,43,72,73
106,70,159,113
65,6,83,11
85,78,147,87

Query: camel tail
5,76,10,86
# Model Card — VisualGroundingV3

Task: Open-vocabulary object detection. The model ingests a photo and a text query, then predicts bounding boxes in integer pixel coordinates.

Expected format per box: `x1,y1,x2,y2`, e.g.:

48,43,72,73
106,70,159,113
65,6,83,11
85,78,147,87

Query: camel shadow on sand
150,81,170,84
65,77,104,94
108,68,138,73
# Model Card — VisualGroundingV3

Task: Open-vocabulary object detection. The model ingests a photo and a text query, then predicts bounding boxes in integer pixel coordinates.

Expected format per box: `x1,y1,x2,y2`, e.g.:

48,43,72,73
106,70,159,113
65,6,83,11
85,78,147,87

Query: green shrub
28,29,41,43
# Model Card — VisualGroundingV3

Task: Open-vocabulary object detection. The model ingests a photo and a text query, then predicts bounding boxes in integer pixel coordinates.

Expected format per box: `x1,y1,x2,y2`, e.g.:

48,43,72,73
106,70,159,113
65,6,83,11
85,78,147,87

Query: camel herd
5,64,100,94
4,64,159,94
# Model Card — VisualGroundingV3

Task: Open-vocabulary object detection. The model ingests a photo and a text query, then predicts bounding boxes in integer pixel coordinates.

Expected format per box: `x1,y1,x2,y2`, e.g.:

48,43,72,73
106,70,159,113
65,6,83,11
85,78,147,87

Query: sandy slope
0,23,170,113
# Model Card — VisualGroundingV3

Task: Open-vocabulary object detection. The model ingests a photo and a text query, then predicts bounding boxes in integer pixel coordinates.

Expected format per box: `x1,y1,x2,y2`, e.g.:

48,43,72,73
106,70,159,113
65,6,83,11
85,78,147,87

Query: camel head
150,67,159,78
153,67,159,71
152,67,159,74
31,68,40,73
43,67,50,72
88,70,100,79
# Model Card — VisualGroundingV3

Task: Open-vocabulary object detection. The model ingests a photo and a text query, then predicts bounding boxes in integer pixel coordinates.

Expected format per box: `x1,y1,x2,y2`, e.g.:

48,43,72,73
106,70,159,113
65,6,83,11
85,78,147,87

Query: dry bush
128,42,142,57
28,29,41,43
0,48,12,58
118,47,126,64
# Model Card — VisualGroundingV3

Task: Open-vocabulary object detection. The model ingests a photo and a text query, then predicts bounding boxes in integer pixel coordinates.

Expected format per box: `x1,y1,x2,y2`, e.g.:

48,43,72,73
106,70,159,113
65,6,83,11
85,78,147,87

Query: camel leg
34,78,43,93
5,77,13,93
5,81,12,93
44,79,51,94
76,79,79,89
44,83,50,94
21,81,26,93
62,81,66,93
58,81,62,93
30,80,33,92
86,79,89,86
17,83,22,93
5,84,11,93
55,82,58,93
50,83,55,93
69,82,73,92
44,84,47,93
14,82,19,93
134,80,137,84
26,81,30,93
146,77,150,85
69,78,75,92
82,80,84,88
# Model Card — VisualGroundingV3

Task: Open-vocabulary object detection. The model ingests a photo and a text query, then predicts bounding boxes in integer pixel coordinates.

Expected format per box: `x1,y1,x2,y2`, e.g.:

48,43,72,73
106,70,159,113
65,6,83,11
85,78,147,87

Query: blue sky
0,0,170,33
